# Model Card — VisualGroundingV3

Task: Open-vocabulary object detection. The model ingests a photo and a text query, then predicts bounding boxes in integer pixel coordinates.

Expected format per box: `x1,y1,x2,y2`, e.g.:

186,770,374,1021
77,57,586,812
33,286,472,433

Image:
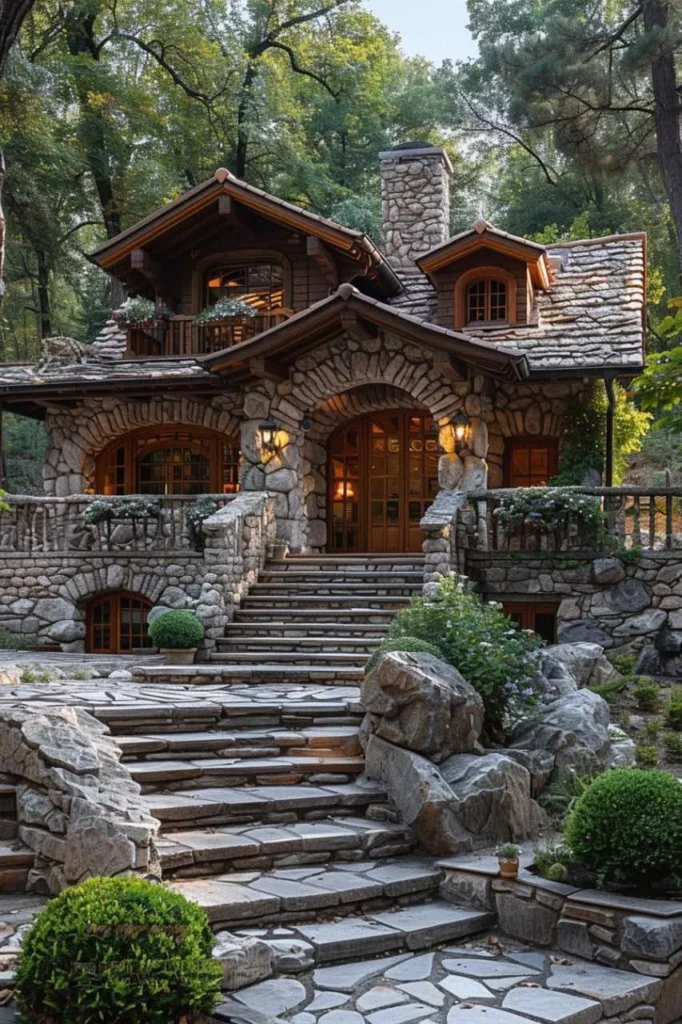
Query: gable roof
202,283,530,383
416,219,553,289
89,168,402,296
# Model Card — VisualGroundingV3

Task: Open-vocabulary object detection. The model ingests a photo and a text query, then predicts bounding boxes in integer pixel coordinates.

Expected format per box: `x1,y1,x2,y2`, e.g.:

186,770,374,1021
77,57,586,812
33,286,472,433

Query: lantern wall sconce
299,415,313,432
451,411,472,455
259,419,280,459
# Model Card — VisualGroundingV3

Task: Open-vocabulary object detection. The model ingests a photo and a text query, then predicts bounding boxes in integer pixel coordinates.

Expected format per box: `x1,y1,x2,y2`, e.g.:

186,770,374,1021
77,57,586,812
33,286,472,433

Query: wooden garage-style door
328,411,439,552
87,592,154,654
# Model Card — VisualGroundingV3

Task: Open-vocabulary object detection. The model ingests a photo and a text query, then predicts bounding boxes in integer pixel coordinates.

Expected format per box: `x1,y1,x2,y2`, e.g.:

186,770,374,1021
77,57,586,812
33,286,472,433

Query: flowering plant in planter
83,496,161,525
494,487,603,539
194,297,258,324
186,496,220,551
112,296,169,326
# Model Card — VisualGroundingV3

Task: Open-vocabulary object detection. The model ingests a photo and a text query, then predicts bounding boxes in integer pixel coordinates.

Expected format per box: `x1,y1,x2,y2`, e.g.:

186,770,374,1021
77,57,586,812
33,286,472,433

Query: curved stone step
131,754,366,789
118,725,363,760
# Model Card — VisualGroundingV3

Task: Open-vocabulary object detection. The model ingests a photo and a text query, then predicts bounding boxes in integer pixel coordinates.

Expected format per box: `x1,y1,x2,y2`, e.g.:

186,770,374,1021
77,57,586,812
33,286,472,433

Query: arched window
454,268,517,330
206,262,284,312
467,278,507,324
87,592,153,654
95,427,241,495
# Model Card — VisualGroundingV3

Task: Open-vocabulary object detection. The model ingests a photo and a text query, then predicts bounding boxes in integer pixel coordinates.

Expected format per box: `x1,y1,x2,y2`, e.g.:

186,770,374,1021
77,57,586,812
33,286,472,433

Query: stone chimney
379,142,453,270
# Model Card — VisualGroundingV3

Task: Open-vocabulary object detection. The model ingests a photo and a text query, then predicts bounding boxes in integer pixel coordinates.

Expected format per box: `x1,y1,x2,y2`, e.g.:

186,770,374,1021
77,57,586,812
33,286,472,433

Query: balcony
126,310,292,358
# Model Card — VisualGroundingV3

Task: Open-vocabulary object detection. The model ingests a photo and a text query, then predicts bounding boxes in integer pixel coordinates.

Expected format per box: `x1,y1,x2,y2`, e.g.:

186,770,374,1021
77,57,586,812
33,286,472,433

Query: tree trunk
36,248,51,338
0,0,36,77
236,61,257,179
642,0,682,279
0,148,5,314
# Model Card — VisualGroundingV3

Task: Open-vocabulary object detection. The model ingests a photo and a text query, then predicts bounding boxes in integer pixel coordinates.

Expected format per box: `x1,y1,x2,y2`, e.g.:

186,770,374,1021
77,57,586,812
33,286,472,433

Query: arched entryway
95,426,241,495
328,410,439,552
86,592,153,654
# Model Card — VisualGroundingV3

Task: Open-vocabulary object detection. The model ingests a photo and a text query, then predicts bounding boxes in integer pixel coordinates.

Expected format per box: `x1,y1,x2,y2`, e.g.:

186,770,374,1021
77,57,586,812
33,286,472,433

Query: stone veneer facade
379,144,453,269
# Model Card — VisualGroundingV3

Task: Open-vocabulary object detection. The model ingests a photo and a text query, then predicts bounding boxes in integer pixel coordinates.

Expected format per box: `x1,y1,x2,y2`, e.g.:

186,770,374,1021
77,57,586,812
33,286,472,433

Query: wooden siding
433,248,531,329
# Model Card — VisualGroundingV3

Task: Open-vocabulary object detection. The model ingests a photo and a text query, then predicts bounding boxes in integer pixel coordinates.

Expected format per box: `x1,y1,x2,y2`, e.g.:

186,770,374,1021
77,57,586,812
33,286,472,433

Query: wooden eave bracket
433,349,468,382
307,235,339,288
130,248,172,299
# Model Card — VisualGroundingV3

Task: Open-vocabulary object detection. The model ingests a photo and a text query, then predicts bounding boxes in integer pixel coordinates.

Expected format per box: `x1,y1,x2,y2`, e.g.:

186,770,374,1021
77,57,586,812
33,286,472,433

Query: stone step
118,725,363,760
0,841,36,894
145,780,388,829
216,636,382,653
233,607,397,623
140,662,365,682
206,651,369,665
159,816,412,878
240,594,412,608
259,570,425,583
131,753,366,790
249,582,422,595
284,554,425,564
168,857,446,930
224,621,391,636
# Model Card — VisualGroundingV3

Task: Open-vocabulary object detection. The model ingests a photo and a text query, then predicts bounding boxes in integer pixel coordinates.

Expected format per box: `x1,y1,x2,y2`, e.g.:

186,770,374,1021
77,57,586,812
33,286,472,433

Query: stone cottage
0,143,650,654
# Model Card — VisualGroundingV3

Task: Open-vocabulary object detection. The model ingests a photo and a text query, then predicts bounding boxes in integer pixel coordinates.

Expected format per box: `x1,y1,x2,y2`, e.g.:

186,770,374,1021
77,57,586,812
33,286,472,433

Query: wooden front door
504,438,558,487
87,592,154,654
328,411,439,552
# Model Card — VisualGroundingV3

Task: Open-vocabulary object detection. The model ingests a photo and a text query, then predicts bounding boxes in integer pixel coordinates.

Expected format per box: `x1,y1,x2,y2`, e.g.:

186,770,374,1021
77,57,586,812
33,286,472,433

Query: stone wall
0,492,275,653
466,549,682,667
0,704,159,894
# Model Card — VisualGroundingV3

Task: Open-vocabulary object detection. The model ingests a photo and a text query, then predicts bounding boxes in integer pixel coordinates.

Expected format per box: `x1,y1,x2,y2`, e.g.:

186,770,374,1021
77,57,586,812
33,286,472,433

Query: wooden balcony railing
469,487,682,554
0,495,234,554
127,310,292,357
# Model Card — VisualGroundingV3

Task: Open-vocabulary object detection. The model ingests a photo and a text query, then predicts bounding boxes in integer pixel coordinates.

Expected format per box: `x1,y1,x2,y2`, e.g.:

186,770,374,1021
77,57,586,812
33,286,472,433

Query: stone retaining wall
0,492,275,654
440,858,682,1024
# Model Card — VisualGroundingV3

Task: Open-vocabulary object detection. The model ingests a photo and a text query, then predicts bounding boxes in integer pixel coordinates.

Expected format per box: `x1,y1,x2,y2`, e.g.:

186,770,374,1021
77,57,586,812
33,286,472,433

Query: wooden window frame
503,436,558,488
86,591,153,654
454,266,517,330
191,250,293,315
502,601,558,644
94,425,240,495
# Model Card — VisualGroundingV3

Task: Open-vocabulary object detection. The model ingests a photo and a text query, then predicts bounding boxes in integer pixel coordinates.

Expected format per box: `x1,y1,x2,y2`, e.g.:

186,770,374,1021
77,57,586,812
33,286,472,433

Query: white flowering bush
385,575,542,738
494,488,603,540
194,298,258,324
112,297,163,326
83,496,161,524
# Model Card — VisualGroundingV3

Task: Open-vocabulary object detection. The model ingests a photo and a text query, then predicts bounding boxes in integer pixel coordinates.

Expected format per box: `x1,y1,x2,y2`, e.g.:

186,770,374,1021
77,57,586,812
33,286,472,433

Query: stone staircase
0,553,492,962
211,553,425,678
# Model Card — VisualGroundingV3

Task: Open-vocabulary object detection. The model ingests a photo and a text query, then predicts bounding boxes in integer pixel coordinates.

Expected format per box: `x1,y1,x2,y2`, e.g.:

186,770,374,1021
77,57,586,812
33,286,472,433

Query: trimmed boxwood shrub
148,610,204,649
565,768,682,888
367,635,443,672
386,575,541,736
15,876,222,1023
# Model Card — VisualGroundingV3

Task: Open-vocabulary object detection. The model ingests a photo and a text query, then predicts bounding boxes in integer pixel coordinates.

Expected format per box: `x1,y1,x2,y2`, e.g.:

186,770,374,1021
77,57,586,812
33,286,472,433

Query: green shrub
148,610,204,650
608,653,636,675
645,717,661,739
15,876,222,1023
386,575,541,735
635,744,659,768
663,732,682,759
633,676,661,711
588,677,628,702
533,839,572,879
537,769,595,822
547,862,569,882
494,488,604,539
565,768,682,887
665,688,682,730
367,635,443,672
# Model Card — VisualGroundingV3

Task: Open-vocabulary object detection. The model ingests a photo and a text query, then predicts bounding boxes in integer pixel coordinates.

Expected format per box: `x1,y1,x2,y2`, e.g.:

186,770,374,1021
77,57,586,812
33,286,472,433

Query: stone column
379,142,453,270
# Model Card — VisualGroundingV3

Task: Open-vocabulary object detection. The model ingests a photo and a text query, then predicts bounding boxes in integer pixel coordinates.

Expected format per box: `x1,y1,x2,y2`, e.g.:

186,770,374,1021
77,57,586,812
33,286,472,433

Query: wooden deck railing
469,487,682,554
0,495,234,554
127,311,292,357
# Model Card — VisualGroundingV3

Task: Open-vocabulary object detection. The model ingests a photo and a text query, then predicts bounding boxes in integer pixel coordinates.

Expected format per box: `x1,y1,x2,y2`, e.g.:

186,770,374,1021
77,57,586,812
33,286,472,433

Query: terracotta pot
161,648,197,666
498,856,519,880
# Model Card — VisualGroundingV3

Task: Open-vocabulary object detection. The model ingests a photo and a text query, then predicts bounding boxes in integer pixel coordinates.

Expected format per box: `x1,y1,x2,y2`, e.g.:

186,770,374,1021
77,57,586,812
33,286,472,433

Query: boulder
557,620,614,648
509,689,611,773
590,579,650,616
364,734,474,855
656,627,682,656
47,619,86,644
534,643,617,703
361,651,484,762
439,751,545,844
614,609,666,636
212,932,274,991
635,645,662,676
501,748,555,797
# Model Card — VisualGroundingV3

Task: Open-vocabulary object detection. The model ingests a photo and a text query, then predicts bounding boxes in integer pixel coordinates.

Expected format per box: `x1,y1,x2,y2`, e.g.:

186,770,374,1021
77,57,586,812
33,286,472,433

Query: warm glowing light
334,480,356,500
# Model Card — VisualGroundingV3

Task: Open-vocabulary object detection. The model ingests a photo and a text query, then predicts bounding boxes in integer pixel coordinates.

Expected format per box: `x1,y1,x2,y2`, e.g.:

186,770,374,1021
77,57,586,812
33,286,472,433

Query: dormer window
454,267,517,330
467,278,508,324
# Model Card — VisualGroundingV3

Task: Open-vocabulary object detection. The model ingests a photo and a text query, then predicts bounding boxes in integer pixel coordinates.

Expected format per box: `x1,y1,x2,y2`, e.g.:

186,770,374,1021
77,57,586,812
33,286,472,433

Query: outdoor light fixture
259,419,279,457
451,411,472,455
299,415,313,432
333,480,356,501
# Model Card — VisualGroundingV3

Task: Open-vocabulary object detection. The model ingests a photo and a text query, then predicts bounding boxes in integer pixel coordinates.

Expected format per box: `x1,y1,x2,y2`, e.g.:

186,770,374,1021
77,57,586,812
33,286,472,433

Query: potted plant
148,610,204,665
193,296,258,325
112,296,169,327
496,842,522,880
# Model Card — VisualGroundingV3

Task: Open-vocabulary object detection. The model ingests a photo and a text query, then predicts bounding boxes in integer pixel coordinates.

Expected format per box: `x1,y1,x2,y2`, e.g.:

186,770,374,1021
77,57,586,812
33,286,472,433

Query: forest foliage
1,0,682,485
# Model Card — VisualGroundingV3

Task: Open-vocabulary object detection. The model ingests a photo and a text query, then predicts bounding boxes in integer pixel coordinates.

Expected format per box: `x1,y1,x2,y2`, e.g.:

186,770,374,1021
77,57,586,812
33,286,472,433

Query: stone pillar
379,142,453,270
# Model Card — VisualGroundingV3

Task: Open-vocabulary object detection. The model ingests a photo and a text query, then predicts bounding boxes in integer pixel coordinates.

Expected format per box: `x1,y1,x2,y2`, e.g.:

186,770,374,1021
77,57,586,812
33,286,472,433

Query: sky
364,0,478,64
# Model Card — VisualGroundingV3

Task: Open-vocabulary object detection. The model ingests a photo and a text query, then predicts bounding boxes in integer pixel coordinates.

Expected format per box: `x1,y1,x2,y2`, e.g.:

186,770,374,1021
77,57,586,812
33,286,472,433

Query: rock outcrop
361,651,484,763
509,688,612,773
